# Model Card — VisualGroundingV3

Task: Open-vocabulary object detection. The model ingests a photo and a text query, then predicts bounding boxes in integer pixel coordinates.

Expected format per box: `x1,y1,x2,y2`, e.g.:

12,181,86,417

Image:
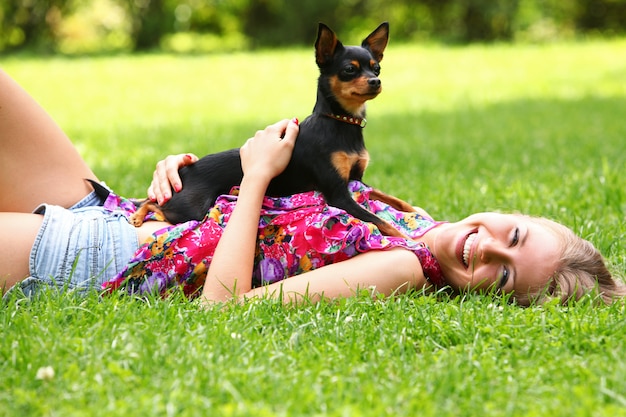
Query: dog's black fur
131,22,414,236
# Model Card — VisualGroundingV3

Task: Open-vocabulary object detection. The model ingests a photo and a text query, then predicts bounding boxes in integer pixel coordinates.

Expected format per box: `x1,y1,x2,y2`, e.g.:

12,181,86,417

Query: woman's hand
240,118,299,183
147,153,199,205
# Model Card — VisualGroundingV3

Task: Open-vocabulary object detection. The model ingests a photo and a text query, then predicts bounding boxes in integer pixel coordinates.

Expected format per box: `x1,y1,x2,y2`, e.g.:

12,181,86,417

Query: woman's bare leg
0,213,43,292
0,69,98,212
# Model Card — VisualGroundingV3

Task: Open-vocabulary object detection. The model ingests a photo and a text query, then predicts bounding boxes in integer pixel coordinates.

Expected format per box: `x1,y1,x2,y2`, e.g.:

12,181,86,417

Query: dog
130,22,415,237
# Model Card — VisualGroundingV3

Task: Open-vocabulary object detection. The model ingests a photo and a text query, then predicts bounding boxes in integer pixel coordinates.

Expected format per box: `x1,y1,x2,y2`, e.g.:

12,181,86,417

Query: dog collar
325,113,367,128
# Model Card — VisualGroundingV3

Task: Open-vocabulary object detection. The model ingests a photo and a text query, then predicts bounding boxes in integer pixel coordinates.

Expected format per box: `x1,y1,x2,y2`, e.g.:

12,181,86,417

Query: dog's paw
129,213,145,227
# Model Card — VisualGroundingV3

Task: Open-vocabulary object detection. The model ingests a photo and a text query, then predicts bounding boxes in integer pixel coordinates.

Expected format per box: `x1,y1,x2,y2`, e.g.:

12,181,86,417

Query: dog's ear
315,23,343,67
362,22,389,62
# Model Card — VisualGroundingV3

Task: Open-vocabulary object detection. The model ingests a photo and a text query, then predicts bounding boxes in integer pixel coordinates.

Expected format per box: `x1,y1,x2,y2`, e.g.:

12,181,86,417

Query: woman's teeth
463,233,477,267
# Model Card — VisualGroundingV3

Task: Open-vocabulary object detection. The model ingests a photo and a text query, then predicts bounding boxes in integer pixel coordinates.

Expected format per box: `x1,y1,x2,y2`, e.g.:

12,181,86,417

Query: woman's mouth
459,231,478,268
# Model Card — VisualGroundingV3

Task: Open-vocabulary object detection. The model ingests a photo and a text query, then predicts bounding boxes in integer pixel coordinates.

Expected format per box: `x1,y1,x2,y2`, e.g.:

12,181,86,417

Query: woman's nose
480,237,508,263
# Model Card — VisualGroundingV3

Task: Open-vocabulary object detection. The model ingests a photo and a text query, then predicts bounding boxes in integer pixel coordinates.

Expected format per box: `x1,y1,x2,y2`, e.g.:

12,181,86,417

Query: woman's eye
500,267,510,289
510,227,520,247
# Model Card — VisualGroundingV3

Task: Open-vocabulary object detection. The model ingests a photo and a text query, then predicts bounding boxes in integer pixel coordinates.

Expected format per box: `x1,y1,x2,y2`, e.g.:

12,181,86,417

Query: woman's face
430,213,561,296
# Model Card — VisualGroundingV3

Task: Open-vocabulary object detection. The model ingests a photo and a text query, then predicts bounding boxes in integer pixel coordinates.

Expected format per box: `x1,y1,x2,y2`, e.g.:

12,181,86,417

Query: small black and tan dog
131,22,414,236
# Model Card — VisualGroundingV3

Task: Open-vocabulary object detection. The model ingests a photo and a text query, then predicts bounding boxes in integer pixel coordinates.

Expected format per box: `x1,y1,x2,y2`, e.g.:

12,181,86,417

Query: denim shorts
11,187,139,297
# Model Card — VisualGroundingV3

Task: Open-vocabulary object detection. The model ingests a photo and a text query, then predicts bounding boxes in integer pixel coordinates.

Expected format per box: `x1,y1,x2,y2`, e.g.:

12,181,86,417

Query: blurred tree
119,0,172,51
0,0,71,52
241,0,345,47
576,0,626,33
461,0,520,41
419,0,456,40
1,0,625,54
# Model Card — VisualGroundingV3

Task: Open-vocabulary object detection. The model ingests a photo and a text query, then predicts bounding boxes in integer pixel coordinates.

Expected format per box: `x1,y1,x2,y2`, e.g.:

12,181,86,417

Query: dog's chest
330,149,370,181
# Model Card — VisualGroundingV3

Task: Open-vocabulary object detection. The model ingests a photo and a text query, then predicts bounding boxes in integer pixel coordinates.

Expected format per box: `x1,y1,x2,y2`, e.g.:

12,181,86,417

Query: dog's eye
343,65,357,76
373,64,381,76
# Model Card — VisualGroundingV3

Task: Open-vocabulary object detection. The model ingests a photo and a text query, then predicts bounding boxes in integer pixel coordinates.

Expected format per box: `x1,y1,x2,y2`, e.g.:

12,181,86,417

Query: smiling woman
427,213,561,296
425,212,617,305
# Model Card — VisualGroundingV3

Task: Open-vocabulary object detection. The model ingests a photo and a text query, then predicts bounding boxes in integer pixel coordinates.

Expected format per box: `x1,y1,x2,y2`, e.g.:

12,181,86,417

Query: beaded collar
324,113,367,128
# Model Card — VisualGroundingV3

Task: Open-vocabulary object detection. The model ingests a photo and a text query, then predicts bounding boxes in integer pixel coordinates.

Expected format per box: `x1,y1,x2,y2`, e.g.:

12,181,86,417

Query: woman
0,69,622,305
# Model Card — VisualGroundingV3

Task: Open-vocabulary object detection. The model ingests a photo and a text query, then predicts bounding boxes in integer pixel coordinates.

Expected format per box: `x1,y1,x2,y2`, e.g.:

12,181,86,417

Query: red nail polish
291,117,299,125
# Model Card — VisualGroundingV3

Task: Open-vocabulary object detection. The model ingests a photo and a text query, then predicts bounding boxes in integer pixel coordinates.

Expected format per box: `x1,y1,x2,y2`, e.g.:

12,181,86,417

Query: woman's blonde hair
514,217,626,306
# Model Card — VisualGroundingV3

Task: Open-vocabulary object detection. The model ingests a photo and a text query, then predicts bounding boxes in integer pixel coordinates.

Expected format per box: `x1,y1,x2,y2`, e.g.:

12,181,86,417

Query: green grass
2,38,626,416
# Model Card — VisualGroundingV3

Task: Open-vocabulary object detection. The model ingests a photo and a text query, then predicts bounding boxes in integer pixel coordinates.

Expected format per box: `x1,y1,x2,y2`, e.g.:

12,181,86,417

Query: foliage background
1,0,626,54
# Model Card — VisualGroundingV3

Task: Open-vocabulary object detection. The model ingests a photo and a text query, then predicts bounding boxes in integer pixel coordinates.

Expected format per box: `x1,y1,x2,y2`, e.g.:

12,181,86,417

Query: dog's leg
324,154,410,238
129,201,165,227
368,188,416,213
372,217,408,238
322,182,408,238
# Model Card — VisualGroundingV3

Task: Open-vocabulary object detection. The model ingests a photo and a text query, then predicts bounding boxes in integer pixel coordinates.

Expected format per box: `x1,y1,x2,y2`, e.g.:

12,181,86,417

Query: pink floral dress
102,181,445,297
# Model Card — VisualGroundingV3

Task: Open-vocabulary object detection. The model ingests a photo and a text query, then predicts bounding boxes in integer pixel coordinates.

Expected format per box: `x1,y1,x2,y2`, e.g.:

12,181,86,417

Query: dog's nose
368,78,381,88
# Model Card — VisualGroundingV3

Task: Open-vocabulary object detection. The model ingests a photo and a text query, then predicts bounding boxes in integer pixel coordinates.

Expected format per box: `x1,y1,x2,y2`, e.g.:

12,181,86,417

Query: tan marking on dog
129,201,165,227
356,149,370,174
331,151,357,181
331,150,370,181
368,188,415,212
329,75,380,117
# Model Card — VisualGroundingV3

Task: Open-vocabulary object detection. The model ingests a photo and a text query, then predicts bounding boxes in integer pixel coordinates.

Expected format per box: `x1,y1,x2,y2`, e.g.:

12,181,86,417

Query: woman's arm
201,119,299,303
241,248,427,303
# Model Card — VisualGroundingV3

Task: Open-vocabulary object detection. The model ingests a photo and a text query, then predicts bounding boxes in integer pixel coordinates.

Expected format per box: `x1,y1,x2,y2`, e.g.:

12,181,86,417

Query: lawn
2,38,626,416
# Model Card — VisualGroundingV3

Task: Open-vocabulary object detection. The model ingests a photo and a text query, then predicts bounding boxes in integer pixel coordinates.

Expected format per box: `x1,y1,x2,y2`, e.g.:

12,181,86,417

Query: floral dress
102,181,445,297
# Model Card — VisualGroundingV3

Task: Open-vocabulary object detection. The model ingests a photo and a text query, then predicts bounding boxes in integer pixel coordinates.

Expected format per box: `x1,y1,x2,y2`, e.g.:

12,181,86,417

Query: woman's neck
417,222,448,253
